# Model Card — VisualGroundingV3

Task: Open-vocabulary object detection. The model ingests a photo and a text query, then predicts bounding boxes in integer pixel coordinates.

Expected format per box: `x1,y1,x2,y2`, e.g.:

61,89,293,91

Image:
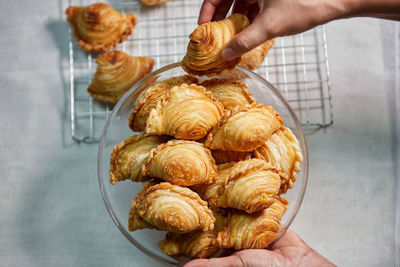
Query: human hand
198,0,349,61
183,230,336,267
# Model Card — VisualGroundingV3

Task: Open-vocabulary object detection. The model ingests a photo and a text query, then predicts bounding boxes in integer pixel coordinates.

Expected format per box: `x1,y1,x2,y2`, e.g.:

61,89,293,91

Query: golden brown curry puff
129,75,199,131
205,104,284,151
193,159,281,214
182,14,249,77
159,210,225,258
143,140,217,186
66,3,137,52
239,39,275,70
145,83,224,140
88,51,154,103
253,126,303,194
109,134,169,184
200,78,256,111
128,182,215,233
216,197,288,250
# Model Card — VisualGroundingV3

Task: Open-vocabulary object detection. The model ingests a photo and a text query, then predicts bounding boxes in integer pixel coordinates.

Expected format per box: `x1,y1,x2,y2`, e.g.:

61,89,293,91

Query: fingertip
221,47,238,61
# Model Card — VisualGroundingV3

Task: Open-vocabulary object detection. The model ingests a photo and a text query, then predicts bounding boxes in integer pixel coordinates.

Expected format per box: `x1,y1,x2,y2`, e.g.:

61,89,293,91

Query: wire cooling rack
67,0,333,143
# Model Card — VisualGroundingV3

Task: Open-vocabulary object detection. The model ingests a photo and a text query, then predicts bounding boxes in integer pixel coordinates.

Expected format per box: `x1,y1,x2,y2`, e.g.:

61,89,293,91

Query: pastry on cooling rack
216,197,288,250
193,159,281,214
129,75,199,131
182,14,249,77
87,51,154,103
239,39,275,70
143,140,217,186
145,83,224,140
253,126,303,194
205,103,283,152
200,78,256,111
211,150,250,164
109,134,169,184
159,210,225,258
128,182,216,233
66,3,137,52
139,0,171,5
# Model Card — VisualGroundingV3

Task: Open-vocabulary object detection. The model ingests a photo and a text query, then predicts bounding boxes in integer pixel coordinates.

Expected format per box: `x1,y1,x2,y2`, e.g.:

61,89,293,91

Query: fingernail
221,47,236,61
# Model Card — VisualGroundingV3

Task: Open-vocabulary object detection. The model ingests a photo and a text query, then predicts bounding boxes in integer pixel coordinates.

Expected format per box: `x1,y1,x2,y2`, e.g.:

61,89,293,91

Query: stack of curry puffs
109,74,303,259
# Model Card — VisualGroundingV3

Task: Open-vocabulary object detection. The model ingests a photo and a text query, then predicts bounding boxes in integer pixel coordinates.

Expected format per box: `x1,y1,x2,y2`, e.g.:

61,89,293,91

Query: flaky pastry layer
200,78,256,111
143,139,217,186
129,75,199,131
253,126,303,194
88,51,154,103
145,83,224,140
182,14,249,77
129,182,216,233
193,159,281,213
205,103,284,151
109,134,169,184
66,3,137,52
216,197,288,250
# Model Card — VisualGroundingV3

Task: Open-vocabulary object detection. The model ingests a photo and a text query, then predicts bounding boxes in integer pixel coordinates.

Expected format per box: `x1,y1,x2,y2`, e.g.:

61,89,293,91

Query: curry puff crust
145,83,224,140
239,39,275,70
129,75,199,132
143,139,217,186
159,211,225,258
200,78,256,111
216,197,288,250
128,182,216,233
66,3,137,52
88,51,154,103
109,134,169,184
182,14,249,77
211,149,250,164
205,103,284,152
253,126,303,194
193,159,281,214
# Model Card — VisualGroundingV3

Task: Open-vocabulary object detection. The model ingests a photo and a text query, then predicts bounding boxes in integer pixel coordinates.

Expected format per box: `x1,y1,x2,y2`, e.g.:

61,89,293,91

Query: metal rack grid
67,0,333,143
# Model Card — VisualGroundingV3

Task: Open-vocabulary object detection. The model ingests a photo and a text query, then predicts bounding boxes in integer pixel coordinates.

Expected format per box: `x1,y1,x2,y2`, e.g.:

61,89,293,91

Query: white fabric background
0,0,398,266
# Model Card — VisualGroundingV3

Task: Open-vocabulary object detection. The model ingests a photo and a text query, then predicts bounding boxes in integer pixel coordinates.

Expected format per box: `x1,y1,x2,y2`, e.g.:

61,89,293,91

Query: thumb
221,15,270,61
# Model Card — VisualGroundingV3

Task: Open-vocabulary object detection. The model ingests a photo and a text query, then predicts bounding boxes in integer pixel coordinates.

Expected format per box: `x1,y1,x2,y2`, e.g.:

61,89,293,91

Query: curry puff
205,103,284,152
182,14,249,77
145,83,224,140
200,78,256,111
109,134,169,184
253,126,303,194
159,210,225,258
143,140,217,186
239,39,275,70
129,75,199,131
216,197,288,250
193,159,281,214
66,3,137,52
128,182,215,233
88,51,154,103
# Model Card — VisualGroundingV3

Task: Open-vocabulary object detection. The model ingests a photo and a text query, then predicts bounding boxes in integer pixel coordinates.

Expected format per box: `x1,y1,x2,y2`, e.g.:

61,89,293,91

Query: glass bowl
98,62,308,266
